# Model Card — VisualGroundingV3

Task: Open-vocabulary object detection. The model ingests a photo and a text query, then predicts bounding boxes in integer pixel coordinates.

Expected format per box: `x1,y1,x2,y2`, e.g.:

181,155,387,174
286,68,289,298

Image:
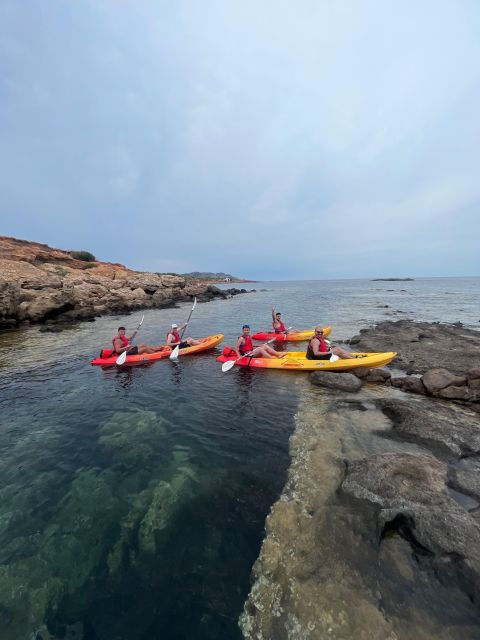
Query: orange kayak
91,334,224,366
252,326,331,342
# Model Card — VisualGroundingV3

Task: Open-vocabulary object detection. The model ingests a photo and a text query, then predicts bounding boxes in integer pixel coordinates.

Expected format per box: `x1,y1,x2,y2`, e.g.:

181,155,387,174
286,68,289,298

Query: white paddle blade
330,354,339,362
192,297,197,310
222,360,236,372
116,350,128,366
169,345,180,361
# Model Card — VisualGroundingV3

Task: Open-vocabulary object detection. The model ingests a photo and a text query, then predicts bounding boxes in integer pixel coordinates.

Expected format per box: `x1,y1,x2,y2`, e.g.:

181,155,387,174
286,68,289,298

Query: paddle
115,314,145,365
222,337,276,372
169,297,197,360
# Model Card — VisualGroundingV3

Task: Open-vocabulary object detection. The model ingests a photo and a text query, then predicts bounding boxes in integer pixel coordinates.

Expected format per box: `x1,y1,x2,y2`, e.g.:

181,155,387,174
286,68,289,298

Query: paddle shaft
170,297,197,360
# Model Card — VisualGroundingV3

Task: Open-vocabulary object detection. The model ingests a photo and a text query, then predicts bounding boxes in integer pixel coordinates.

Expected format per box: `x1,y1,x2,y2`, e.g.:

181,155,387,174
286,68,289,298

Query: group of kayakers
112,305,353,361
112,323,200,357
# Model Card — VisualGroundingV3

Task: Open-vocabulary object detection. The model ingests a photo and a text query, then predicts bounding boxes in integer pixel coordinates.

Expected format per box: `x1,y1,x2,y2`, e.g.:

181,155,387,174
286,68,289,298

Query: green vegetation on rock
70,250,96,262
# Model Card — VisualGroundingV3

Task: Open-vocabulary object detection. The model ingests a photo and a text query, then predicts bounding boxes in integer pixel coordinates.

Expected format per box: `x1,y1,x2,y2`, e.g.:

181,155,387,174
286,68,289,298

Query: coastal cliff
0,236,247,329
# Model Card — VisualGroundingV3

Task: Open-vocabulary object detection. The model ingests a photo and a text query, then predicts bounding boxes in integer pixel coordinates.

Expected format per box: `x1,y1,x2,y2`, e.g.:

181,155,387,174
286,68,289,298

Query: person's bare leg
254,345,284,358
331,346,354,359
137,344,164,354
186,337,201,346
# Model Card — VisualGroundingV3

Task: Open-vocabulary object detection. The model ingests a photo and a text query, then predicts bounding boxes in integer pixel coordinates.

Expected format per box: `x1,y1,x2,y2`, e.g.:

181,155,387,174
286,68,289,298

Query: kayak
252,326,331,342
216,350,397,371
91,334,224,366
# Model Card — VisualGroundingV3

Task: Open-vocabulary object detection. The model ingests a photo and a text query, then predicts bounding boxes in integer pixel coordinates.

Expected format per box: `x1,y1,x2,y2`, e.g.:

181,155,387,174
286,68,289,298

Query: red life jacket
239,335,254,355
167,330,181,344
113,335,128,352
306,335,328,358
273,319,286,333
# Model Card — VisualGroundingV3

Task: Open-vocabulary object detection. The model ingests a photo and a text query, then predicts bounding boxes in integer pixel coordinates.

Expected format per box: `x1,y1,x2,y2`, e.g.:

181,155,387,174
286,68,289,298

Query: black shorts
306,352,331,361
127,346,139,356
179,341,189,349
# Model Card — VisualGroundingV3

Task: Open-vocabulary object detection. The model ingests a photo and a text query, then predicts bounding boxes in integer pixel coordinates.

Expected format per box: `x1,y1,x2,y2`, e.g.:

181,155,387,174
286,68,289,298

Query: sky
0,0,479,280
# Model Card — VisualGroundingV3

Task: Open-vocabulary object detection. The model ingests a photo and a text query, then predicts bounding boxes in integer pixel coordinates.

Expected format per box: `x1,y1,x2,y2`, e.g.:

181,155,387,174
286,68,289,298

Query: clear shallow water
0,277,478,639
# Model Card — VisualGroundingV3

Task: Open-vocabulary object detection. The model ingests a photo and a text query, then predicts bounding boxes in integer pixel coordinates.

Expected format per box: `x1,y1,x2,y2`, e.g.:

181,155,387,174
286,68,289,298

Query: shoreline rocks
242,319,480,638
0,236,249,329
348,319,480,374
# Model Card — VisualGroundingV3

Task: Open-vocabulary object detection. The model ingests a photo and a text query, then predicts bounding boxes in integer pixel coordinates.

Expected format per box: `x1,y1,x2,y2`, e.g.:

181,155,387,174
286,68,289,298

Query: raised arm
271,306,276,323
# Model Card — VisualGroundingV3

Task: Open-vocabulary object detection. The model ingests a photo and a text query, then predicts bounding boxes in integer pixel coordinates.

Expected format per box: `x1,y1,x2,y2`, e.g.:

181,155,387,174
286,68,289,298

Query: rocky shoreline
0,236,250,329
241,320,480,639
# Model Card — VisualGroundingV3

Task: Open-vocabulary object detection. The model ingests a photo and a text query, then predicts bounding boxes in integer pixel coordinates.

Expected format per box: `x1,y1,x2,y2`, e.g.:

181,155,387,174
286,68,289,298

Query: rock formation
0,236,248,328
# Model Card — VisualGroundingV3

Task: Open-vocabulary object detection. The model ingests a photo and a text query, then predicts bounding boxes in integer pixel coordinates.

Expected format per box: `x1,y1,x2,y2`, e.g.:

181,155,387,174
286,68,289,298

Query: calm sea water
0,277,478,639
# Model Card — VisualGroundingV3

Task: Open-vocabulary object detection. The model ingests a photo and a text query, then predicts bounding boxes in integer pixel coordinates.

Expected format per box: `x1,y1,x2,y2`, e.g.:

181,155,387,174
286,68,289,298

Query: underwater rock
98,410,168,467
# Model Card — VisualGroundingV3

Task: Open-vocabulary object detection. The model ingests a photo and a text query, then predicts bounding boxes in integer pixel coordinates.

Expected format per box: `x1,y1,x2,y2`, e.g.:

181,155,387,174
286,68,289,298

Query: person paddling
272,306,288,334
236,325,285,359
166,323,200,349
113,327,163,357
306,326,354,360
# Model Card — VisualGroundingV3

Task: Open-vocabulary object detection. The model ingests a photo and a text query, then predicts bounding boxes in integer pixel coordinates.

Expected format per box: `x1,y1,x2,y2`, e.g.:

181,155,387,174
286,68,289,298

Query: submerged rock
98,410,168,466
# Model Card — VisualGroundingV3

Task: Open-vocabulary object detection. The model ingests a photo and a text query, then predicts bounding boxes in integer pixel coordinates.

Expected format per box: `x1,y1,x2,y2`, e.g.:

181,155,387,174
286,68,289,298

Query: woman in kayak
166,323,201,349
306,326,355,360
272,306,288,334
236,325,285,359
113,327,164,356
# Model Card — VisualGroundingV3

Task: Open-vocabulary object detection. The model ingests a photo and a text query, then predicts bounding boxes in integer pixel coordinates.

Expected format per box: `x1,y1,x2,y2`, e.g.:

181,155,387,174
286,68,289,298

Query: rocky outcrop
241,384,480,639
349,319,480,374
310,371,362,392
0,236,248,328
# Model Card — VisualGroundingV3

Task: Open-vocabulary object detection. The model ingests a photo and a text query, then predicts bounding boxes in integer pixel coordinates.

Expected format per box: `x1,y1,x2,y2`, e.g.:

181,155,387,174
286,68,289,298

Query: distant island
371,277,414,281
182,271,255,283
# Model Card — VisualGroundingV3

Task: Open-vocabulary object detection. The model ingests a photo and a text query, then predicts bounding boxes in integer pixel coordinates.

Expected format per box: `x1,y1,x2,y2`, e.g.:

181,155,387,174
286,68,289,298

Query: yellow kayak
217,351,397,371
252,326,330,342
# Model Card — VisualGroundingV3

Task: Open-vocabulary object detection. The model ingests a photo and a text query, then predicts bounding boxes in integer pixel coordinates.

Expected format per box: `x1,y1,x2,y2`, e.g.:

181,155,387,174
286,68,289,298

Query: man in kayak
113,327,163,356
272,306,288,334
166,323,201,349
306,326,355,360
236,325,285,359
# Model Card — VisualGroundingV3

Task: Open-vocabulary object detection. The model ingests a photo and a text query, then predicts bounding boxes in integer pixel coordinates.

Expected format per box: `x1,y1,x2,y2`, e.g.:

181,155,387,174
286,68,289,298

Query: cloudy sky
1,1,479,280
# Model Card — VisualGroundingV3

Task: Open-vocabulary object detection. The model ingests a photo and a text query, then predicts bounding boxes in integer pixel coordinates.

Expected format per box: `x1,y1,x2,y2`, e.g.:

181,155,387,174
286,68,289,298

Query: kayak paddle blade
116,351,128,366
222,360,236,372
170,345,180,361
329,354,339,362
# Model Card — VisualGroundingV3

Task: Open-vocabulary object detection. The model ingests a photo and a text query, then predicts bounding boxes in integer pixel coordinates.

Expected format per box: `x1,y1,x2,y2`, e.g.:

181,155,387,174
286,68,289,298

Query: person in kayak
113,327,163,356
306,326,355,360
272,306,288,334
166,323,201,349
236,325,285,359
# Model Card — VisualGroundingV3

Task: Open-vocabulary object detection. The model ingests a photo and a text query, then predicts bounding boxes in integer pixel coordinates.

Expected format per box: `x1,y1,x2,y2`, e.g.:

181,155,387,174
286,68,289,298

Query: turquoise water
0,277,478,639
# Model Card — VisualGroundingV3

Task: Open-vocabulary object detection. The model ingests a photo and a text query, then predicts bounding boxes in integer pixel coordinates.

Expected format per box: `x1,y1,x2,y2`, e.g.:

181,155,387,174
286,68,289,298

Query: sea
0,277,478,640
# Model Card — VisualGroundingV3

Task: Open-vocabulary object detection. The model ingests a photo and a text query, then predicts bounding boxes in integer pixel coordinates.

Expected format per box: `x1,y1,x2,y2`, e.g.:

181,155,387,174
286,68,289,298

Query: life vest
239,335,254,355
167,330,181,344
273,319,286,333
306,336,328,358
113,335,128,353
